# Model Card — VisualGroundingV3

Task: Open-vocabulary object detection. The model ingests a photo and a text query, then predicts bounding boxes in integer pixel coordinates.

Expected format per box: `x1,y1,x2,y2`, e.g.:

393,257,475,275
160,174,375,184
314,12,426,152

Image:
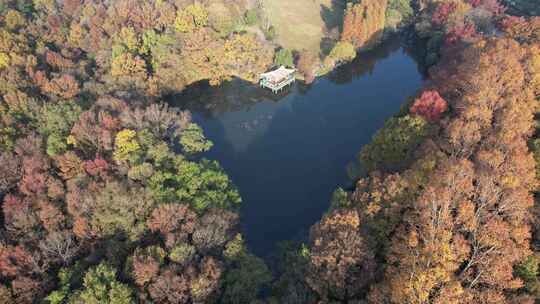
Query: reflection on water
169,36,425,257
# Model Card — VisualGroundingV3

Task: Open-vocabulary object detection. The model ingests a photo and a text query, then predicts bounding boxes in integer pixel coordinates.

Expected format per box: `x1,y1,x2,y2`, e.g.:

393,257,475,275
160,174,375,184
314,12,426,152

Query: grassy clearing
263,0,345,54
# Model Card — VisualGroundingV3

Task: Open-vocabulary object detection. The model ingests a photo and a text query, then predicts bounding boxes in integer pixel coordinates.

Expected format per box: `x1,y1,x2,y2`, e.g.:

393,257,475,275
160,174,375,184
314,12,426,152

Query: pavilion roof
260,66,295,83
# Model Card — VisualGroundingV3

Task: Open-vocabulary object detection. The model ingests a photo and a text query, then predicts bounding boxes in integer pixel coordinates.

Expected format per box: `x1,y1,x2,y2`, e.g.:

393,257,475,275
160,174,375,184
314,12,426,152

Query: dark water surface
170,37,425,257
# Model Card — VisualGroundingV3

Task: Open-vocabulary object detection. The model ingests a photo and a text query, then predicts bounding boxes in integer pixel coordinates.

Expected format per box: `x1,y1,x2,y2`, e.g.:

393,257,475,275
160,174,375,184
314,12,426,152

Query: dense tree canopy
342,0,388,50
0,1,272,303
3,0,540,303
275,1,540,303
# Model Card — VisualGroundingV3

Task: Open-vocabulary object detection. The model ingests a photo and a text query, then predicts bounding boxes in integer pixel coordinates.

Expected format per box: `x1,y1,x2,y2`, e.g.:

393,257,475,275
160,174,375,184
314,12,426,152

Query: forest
1,0,540,303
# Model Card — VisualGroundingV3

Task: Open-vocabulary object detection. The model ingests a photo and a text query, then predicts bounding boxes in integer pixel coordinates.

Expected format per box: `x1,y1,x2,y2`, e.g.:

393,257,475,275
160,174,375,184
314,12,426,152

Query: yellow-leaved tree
174,4,208,33
114,129,141,162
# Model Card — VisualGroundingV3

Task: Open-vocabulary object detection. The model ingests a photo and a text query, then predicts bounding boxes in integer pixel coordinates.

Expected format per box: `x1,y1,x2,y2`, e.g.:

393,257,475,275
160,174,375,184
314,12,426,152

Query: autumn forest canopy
1,0,540,303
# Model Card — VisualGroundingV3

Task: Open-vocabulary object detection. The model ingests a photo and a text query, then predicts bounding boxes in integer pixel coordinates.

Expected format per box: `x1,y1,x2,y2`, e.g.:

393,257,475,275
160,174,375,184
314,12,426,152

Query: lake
170,37,425,257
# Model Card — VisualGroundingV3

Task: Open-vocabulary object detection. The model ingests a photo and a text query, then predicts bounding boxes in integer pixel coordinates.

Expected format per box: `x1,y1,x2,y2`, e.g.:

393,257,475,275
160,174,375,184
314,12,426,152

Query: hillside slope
263,0,345,54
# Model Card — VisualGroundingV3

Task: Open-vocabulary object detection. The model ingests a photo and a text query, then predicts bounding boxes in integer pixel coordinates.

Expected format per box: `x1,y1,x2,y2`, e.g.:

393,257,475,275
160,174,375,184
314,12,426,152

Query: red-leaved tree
445,22,478,45
432,2,457,26
410,90,449,122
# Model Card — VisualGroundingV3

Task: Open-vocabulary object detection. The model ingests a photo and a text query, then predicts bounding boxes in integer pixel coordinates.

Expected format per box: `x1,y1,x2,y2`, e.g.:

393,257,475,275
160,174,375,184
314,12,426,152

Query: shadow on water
168,36,426,257
171,78,291,118
328,35,404,84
